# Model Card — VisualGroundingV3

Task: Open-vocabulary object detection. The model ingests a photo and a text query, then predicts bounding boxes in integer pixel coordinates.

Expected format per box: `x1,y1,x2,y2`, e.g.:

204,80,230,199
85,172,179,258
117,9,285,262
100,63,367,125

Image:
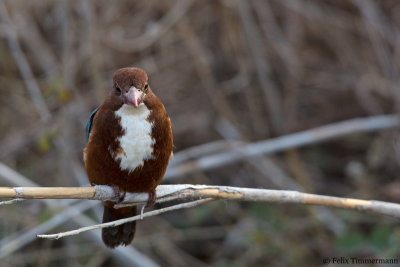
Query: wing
86,107,99,142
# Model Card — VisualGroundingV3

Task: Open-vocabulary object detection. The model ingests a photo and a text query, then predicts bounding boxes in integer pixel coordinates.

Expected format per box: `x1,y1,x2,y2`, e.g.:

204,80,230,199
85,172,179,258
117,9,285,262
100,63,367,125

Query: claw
111,185,125,203
146,191,156,207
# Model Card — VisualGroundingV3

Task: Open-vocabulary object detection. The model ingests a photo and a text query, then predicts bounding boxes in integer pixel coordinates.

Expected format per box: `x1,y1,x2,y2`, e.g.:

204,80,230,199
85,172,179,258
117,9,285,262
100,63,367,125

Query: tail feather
102,204,136,248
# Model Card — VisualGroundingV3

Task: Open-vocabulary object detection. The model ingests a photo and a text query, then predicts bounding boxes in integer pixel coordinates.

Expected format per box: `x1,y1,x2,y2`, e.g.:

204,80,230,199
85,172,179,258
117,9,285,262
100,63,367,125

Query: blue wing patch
86,107,99,142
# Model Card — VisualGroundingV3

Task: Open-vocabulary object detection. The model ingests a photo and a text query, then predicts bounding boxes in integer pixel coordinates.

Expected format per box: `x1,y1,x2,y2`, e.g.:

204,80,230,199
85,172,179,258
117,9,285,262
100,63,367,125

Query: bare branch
20,183,400,240
0,200,97,258
165,114,399,179
104,0,193,52
0,3,51,122
38,198,214,240
1,184,400,219
0,186,99,199
235,0,283,134
0,198,24,206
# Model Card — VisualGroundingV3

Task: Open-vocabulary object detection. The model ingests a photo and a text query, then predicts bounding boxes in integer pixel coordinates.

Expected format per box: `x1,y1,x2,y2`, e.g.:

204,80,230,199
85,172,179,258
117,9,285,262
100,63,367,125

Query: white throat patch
112,104,154,172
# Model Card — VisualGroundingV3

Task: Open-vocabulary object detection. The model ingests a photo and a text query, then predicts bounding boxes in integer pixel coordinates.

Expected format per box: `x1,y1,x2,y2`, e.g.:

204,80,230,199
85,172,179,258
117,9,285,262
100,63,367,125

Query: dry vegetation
0,0,400,266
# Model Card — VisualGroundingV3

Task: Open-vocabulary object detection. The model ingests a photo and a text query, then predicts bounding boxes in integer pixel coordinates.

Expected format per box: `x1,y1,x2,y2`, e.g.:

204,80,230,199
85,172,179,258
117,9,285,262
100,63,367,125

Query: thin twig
0,2,51,122
0,200,97,258
38,198,214,240
13,8,58,77
352,0,400,111
235,0,283,134
104,0,193,52
0,198,24,206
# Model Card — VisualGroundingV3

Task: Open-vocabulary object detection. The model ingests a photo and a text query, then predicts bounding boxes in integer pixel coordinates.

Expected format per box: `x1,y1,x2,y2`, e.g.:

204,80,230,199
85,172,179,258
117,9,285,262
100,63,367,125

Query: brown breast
84,92,173,193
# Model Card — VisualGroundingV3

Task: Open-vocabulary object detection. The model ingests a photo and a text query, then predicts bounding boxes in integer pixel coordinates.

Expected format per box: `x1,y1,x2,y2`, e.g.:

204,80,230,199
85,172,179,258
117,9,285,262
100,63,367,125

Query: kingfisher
84,67,173,248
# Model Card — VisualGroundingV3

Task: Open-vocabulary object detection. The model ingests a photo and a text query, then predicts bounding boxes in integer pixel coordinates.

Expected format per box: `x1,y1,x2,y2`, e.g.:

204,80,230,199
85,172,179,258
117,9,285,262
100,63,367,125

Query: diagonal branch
0,200,98,258
37,198,214,240
104,0,193,52
0,2,51,122
165,114,399,179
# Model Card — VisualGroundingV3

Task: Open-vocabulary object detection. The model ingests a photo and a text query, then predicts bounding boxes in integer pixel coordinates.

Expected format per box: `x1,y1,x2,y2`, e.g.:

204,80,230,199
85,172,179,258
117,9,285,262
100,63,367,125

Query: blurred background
0,0,400,266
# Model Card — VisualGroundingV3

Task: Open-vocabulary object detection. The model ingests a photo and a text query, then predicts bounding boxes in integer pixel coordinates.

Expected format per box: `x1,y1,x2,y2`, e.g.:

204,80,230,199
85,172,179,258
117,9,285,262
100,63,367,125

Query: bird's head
112,67,150,108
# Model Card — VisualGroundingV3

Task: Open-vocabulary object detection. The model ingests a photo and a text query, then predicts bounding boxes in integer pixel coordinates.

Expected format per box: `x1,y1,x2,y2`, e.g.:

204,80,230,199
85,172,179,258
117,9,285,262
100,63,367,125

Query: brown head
111,67,151,108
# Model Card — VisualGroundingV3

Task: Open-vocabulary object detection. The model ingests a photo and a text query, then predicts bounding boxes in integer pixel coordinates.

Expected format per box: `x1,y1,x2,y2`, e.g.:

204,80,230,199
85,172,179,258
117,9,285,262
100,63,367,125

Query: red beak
123,87,142,107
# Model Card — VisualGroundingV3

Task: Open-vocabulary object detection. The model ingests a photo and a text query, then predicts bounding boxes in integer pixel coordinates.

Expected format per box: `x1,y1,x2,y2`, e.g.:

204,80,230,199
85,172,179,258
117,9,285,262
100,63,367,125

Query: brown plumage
84,67,173,248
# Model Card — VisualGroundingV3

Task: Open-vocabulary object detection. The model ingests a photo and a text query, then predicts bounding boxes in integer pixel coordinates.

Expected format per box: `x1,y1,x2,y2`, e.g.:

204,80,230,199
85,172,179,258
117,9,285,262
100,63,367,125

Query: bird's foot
111,185,126,203
138,191,156,220
146,190,156,207
139,191,156,220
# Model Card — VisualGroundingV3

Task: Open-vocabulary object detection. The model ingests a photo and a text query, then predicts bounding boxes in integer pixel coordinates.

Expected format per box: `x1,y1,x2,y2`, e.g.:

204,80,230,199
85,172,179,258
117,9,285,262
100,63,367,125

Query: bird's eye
115,86,121,95
144,83,148,90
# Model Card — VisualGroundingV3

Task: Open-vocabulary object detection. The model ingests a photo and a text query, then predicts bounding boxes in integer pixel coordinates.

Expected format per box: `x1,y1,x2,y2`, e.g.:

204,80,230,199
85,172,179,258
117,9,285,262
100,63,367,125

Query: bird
83,67,173,248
